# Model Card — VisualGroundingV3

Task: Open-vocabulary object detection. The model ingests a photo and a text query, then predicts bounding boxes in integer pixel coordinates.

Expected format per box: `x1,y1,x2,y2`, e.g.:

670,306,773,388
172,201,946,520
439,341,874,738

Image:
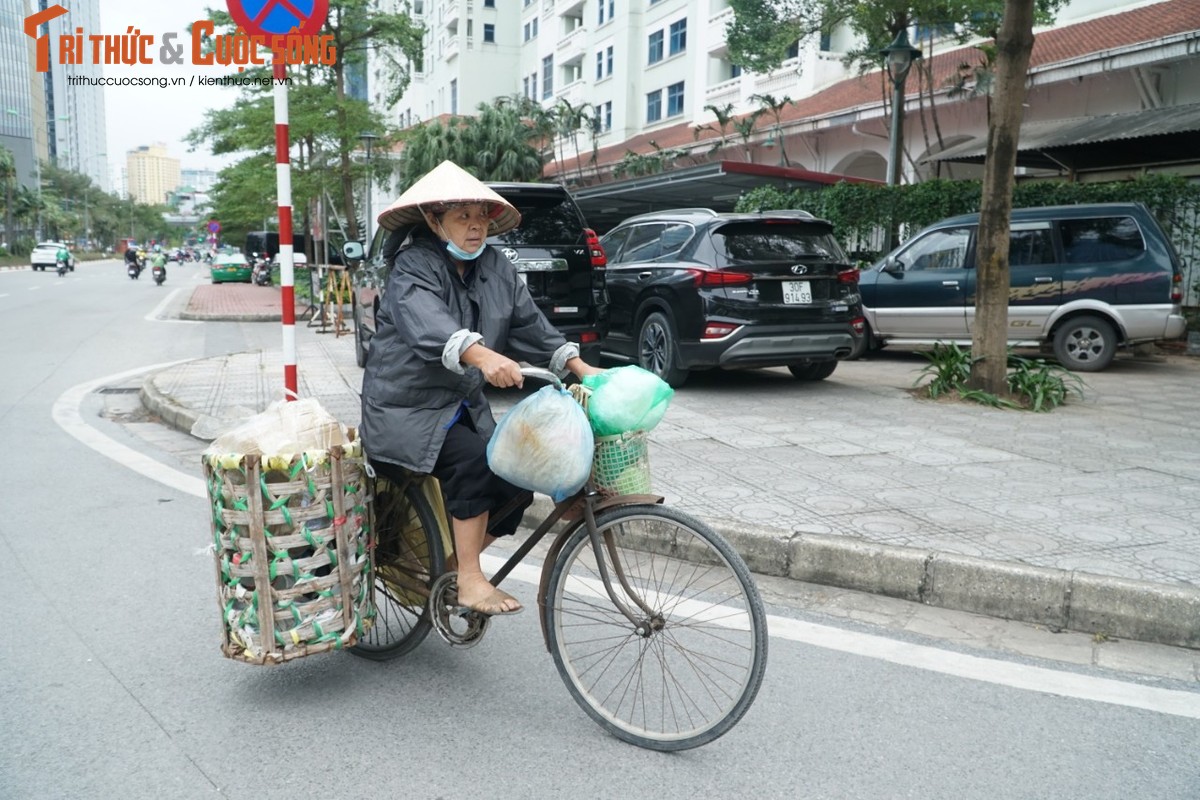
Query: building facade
126,143,181,206
383,0,1198,191
39,0,108,191
0,0,49,201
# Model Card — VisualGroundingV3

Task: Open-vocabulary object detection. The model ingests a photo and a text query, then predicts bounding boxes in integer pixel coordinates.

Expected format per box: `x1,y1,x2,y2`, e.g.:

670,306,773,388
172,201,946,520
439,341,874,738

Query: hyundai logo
502,248,520,263
790,264,809,275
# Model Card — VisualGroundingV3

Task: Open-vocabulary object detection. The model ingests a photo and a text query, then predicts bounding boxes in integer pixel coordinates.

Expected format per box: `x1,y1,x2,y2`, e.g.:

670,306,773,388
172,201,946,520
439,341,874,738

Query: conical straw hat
376,160,521,235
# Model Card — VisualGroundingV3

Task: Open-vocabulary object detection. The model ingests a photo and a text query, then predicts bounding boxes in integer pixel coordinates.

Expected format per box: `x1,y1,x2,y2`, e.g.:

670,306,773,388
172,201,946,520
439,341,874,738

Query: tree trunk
969,0,1036,394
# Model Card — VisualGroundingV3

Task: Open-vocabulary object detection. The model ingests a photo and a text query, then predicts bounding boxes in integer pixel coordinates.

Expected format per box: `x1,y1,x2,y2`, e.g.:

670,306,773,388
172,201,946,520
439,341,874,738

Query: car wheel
1052,315,1117,372
846,321,874,360
638,311,688,387
353,301,368,368
787,360,838,381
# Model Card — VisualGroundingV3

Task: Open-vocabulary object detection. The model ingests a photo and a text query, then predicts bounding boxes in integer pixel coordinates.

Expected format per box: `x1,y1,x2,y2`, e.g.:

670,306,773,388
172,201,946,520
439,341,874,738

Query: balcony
444,1,459,31
556,24,586,61
443,35,459,62
705,77,740,106
707,7,733,47
555,78,586,107
752,58,801,95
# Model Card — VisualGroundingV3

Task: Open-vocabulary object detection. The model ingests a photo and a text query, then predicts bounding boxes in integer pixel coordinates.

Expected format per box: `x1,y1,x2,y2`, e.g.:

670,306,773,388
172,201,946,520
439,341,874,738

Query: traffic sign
226,0,330,38
208,220,221,234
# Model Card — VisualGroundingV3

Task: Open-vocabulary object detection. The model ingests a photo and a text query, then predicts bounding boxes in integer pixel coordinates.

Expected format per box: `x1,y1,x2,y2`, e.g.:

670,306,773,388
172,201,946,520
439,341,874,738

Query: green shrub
913,343,1086,412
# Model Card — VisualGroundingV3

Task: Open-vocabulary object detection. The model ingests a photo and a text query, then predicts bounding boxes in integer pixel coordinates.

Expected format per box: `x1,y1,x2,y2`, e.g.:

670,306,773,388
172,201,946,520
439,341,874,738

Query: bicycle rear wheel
350,478,446,661
544,504,768,751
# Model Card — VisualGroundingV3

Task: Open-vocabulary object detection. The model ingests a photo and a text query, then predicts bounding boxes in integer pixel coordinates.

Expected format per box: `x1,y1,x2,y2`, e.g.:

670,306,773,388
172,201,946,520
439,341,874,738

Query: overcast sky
98,1,244,181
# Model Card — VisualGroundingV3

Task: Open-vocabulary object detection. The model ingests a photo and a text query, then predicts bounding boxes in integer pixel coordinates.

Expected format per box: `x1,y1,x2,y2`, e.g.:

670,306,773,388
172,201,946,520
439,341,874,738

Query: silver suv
857,203,1187,371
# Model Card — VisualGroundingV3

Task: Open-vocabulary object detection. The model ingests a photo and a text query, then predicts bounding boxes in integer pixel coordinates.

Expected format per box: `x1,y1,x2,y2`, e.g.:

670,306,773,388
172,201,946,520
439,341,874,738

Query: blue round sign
227,0,329,37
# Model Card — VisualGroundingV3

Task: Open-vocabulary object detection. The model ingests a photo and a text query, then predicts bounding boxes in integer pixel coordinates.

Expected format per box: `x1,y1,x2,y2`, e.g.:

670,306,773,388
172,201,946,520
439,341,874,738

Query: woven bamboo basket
203,434,374,665
568,384,653,496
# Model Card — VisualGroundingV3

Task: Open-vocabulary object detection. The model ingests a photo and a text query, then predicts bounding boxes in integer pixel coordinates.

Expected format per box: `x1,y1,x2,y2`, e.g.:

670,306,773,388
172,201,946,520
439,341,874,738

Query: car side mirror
342,241,365,262
882,257,905,275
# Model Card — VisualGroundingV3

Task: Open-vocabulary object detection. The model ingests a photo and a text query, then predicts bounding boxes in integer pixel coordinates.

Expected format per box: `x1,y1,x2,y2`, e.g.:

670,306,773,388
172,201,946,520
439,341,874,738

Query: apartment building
383,0,1199,230
126,144,181,206
0,0,49,199
39,0,108,191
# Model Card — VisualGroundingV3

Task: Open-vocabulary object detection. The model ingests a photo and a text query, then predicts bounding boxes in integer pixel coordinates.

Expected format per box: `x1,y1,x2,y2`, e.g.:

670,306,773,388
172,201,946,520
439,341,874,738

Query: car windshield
489,194,584,246
711,222,847,265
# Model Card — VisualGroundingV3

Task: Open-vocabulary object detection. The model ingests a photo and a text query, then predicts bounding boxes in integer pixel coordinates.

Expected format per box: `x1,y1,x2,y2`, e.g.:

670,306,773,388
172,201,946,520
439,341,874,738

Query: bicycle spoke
547,506,767,749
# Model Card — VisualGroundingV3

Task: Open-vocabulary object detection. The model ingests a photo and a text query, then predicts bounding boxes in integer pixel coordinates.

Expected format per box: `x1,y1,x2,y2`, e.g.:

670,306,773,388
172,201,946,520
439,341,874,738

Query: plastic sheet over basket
203,436,375,665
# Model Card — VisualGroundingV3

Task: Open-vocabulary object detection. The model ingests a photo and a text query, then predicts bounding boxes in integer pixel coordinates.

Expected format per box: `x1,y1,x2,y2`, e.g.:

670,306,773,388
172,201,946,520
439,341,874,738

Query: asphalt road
1,260,1198,800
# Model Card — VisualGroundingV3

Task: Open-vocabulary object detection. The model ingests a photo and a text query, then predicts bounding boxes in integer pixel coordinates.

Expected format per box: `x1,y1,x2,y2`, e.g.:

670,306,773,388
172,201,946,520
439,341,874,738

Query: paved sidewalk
142,285,1200,649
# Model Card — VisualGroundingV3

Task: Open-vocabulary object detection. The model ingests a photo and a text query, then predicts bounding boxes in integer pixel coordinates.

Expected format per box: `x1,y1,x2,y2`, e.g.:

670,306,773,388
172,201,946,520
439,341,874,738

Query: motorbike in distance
152,263,166,285
56,258,69,277
251,252,273,286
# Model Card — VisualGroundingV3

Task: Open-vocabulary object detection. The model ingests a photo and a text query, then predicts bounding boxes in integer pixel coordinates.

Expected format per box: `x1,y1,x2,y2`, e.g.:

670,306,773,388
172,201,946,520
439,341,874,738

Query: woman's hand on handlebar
463,344,524,388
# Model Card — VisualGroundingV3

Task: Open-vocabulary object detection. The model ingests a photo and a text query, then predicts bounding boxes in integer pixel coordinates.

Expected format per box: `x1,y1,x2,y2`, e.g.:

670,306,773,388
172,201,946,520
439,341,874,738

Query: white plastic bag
486,386,594,502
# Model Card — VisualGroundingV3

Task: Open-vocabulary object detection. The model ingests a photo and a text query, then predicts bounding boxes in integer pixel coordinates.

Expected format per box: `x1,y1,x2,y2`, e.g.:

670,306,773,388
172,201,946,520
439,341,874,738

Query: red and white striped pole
273,57,298,401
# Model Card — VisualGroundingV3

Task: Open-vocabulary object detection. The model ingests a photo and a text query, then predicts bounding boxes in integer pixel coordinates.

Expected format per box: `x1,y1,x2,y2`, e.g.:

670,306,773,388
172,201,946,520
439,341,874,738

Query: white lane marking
53,367,1200,720
0,293,8,298
52,362,207,499
145,287,200,324
29,286,41,291
481,553,1200,720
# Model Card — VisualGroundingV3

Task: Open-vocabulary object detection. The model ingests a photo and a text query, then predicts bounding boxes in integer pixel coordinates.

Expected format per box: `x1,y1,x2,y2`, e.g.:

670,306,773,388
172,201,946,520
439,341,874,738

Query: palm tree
750,93,794,166
693,103,737,158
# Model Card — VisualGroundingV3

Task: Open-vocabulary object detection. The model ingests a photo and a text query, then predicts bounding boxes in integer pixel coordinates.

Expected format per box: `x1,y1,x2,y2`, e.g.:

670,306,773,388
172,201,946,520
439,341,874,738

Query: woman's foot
455,573,523,615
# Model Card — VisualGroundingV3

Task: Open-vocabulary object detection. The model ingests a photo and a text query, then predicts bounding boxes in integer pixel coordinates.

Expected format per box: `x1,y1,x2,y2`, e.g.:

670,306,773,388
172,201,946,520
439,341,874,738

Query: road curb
520,494,1200,649
139,362,1200,651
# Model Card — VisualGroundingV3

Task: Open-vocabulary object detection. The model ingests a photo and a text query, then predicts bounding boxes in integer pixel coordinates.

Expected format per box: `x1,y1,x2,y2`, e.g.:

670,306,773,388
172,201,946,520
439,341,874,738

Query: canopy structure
571,161,873,233
924,103,1200,174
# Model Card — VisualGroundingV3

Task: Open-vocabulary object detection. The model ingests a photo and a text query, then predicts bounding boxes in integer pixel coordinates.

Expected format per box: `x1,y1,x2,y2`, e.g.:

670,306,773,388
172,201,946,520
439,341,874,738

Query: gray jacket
360,232,577,473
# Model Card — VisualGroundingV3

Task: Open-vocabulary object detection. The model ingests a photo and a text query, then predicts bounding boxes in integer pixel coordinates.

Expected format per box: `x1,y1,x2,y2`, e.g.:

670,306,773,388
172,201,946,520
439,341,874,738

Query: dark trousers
373,416,531,538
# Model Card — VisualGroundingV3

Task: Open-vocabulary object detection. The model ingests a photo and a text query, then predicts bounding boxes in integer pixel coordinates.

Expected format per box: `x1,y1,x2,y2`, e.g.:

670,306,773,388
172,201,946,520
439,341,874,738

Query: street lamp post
879,30,923,187
879,30,922,251
358,132,379,245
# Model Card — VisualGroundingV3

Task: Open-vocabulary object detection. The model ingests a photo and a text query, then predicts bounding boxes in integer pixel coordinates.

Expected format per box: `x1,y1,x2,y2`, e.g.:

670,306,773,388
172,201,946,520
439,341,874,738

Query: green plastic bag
581,365,674,436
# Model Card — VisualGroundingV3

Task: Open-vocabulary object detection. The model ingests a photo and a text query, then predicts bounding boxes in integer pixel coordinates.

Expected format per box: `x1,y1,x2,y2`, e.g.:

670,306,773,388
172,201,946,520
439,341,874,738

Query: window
1008,227,1055,266
1058,217,1146,263
819,31,832,52
896,227,971,271
483,23,495,43
669,19,687,55
730,63,742,79
542,55,554,98
484,0,495,6
785,40,800,59
712,222,848,266
648,31,663,64
606,45,613,76
598,0,614,25
523,76,529,98
667,81,685,116
533,17,538,36
597,46,612,79
529,72,537,100
646,90,662,123
596,51,604,80
592,100,612,132
659,223,694,258
621,224,667,262
450,79,458,114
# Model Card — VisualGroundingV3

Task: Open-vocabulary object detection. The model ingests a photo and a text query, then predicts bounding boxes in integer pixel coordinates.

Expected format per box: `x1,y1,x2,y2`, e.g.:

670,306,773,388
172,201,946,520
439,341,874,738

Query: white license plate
782,280,812,304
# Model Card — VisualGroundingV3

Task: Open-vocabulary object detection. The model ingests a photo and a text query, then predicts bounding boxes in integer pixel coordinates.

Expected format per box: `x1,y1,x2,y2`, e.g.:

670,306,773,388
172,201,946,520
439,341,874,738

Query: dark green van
857,203,1187,371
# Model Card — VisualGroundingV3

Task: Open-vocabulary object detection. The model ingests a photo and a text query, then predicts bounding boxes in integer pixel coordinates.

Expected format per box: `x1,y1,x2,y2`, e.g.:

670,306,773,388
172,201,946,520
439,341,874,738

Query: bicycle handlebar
519,366,564,390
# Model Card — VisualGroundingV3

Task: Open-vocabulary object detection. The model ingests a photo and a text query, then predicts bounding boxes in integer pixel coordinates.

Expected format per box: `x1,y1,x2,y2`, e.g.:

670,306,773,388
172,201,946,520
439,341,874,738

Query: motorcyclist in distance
124,245,141,273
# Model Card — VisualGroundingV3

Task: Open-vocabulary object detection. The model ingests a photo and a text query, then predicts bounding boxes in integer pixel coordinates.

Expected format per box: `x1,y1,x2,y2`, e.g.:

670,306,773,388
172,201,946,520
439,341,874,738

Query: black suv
599,208,863,386
346,182,608,367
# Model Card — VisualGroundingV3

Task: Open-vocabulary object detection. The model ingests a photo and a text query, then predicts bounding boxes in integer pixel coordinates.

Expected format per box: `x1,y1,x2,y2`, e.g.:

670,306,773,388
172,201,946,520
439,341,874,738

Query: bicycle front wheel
351,478,446,661
544,505,768,751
